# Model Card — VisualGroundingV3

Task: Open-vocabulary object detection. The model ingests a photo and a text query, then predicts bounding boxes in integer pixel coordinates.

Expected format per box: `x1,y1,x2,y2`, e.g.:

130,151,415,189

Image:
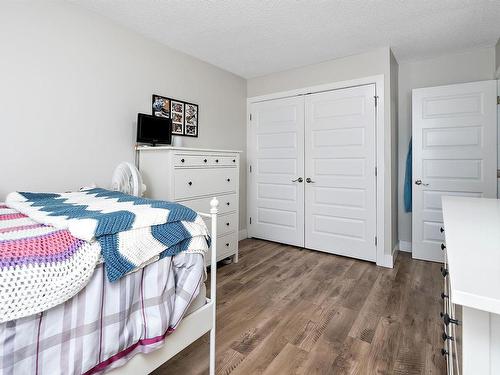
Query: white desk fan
111,162,146,197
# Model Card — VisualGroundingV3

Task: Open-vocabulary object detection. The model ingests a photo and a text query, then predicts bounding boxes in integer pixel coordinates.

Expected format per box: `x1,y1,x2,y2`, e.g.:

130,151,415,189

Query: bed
0,190,219,375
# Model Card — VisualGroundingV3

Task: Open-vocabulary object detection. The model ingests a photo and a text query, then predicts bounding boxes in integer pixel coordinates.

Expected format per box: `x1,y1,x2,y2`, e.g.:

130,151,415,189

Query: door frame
247,74,392,267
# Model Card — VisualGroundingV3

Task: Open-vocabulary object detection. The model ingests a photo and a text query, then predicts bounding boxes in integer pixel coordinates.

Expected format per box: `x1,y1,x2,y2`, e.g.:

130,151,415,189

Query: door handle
292,177,303,183
415,179,429,186
306,178,315,183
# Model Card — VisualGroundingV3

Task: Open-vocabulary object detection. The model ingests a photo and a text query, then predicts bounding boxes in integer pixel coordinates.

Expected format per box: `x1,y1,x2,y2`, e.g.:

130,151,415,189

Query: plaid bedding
0,252,205,375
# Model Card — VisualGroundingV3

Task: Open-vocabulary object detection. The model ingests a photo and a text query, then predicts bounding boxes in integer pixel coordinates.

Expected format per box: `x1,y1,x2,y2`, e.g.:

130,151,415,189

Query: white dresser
441,196,500,375
136,146,241,265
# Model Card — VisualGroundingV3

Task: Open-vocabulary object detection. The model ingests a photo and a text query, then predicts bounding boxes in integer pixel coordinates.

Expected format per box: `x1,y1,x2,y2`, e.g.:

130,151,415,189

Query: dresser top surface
135,145,242,153
442,196,500,314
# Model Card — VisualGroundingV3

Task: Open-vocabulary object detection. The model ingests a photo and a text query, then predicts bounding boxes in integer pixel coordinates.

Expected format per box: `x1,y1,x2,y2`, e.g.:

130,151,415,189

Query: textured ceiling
71,0,500,78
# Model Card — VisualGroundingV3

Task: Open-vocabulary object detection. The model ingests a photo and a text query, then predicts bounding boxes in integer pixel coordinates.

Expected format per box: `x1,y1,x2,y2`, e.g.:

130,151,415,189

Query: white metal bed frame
107,197,219,375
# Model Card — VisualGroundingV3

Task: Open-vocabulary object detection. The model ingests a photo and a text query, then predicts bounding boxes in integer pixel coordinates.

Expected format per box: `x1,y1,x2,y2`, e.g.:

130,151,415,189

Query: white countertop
442,196,500,314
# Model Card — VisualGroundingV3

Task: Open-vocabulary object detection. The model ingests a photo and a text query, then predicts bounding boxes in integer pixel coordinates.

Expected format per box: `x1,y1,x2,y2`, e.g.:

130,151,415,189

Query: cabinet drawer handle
188,181,193,186
442,332,454,342
440,227,444,233
226,222,230,226
204,159,207,163
440,266,448,277
225,243,230,247
233,159,236,163
226,202,230,206
441,348,449,356
215,159,219,163
181,158,185,163
440,312,460,326
227,178,231,182
441,243,446,251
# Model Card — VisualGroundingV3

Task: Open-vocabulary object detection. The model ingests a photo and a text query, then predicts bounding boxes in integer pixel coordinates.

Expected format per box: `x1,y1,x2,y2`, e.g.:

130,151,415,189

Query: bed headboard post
209,197,218,375
209,197,218,294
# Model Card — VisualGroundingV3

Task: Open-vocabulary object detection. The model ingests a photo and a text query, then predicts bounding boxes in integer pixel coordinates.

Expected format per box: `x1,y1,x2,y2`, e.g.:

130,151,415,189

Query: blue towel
404,138,412,212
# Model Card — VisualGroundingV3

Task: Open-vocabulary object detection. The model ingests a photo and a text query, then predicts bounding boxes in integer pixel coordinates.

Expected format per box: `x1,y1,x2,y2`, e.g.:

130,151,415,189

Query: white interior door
304,84,377,261
412,80,497,262
248,96,305,246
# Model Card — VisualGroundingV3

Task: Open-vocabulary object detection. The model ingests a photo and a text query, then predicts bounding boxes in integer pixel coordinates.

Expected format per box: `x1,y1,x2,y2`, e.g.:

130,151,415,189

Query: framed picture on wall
184,102,199,137
152,95,170,118
152,94,199,137
170,100,185,135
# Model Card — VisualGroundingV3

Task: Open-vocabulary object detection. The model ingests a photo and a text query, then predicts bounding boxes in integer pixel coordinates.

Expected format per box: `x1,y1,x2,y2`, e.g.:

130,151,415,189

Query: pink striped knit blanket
0,204,101,322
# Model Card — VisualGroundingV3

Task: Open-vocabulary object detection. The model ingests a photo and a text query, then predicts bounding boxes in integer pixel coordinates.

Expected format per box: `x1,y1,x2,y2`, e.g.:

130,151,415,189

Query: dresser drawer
218,231,238,257
173,154,238,168
210,156,238,167
217,212,238,236
174,168,238,200
178,194,237,215
205,231,238,266
174,154,211,167
198,212,238,236
218,194,238,213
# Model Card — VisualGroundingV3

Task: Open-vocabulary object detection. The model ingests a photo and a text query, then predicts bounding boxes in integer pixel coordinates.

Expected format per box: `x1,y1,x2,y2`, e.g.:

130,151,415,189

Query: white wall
247,47,398,260
496,39,500,77
398,47,496,246
0,1,247,229
247,48,390,98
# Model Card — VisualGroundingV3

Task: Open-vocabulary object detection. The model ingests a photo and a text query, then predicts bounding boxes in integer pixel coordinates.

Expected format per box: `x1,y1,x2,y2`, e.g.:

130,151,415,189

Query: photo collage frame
152,94,199,137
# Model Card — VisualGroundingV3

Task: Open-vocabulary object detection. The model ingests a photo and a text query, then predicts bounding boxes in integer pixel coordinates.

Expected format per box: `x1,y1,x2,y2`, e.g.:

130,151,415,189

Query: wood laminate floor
153,239,446,375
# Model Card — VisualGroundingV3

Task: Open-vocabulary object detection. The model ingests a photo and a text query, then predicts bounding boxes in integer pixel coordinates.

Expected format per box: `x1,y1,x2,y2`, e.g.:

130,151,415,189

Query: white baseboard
377,243,401,269
398,240,412,253
238,229,248,241
378,252,395,268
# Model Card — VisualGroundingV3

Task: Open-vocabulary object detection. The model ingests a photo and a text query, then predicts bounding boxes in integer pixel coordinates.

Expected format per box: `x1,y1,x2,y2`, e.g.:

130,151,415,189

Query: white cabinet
136,146,241,265
442,196,500,375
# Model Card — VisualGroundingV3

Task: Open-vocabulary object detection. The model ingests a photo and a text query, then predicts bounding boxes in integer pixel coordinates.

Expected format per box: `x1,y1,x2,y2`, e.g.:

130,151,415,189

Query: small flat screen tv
137,113,172,146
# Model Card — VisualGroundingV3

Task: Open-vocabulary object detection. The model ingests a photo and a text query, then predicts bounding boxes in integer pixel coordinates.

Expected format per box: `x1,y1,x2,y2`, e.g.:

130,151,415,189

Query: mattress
0,253,206,375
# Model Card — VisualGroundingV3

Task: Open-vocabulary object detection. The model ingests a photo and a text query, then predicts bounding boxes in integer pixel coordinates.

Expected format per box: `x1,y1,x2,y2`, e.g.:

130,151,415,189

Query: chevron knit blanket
6,188,210,281
1,189,209,322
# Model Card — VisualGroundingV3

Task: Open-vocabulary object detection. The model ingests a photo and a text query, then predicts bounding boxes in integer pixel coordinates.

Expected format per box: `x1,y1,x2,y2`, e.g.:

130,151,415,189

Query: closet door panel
248,96,305,247
305,85,377,261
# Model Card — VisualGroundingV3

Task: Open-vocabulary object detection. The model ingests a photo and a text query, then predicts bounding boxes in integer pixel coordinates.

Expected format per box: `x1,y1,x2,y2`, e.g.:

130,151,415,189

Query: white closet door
304,84,377,261
412,80,497,262
248,96,305,246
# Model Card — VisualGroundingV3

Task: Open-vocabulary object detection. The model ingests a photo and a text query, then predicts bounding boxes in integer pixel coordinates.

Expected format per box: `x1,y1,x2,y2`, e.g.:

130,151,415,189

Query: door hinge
375,167,377,177
249,217,252,224
497,96,500,105
249,165,252,173
249,113,252,121
375,236,377,246
374,96,379,107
